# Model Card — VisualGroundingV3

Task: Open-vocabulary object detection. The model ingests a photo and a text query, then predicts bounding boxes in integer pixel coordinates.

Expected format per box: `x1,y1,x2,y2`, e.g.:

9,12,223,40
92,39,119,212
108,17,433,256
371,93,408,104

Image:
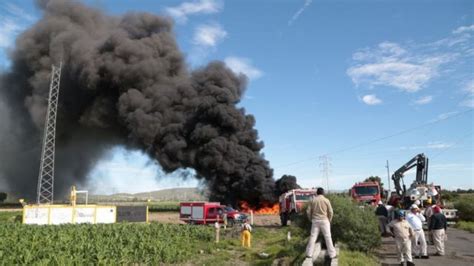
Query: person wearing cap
429,206,447,256
375,201,389,236
389,210,415,266
406,204,428,259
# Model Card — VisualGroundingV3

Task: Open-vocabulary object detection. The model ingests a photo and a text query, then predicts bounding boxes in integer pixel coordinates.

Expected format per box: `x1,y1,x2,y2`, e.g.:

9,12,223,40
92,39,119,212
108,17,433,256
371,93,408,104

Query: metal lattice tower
36,63,62,204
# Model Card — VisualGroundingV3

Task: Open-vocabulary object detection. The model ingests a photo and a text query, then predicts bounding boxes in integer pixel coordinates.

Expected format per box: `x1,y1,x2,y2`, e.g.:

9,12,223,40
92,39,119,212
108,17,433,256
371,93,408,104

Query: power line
277,109,473,169
431,131,474,159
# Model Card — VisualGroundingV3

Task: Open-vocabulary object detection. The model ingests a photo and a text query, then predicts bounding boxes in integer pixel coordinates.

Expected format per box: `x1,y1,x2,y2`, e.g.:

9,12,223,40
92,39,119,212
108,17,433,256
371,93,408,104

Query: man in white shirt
406,204,429,259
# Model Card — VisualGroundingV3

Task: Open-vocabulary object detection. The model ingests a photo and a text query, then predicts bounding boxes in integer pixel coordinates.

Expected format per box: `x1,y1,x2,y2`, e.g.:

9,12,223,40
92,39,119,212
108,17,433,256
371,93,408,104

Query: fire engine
350,181,382,205
279,189,317,226
179,202,247,226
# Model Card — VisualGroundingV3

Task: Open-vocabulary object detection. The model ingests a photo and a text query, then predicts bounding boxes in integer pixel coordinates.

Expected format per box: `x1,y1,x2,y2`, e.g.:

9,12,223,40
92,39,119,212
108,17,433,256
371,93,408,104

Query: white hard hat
410,204,419,210
378,201,383,205
415,200,421,205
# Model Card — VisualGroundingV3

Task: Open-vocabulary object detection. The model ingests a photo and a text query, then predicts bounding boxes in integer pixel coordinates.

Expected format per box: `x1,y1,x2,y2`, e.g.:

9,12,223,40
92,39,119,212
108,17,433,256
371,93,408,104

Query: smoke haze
0,0,275,207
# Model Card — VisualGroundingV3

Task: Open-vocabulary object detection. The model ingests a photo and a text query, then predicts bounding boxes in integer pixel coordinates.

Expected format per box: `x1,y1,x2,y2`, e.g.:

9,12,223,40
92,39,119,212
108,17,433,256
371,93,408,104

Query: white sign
24,207,49,225
50,208,73,225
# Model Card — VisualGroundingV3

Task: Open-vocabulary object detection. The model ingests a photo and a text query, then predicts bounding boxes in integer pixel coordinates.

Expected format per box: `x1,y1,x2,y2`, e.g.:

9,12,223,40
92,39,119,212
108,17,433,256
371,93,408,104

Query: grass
455,221,474,233
338,250,378,266
148,201,180,212
0,211,22,223
193,225,309,265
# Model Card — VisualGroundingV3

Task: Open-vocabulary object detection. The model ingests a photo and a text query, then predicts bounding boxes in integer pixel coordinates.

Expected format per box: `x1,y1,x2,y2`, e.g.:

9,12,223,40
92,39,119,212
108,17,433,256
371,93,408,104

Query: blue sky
1,0,472,194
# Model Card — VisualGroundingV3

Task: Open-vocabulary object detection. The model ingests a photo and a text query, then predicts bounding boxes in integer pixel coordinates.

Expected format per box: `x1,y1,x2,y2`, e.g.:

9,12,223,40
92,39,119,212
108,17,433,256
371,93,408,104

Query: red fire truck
279,189,317,226
350,182,381,205
179,202,247,226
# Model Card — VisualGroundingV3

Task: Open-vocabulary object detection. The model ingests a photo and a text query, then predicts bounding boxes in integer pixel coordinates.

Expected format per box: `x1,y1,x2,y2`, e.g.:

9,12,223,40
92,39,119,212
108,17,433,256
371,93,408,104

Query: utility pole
386,160,391,192
319,155,331,192
36,62,62,204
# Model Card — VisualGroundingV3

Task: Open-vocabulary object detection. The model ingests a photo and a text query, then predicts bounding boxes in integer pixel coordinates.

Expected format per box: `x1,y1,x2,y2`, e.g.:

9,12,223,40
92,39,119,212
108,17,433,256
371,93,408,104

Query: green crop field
0,223,214,264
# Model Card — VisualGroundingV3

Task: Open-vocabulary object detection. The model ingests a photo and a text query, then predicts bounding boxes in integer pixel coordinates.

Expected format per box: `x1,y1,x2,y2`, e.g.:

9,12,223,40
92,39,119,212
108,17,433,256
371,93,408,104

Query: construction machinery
389,153,434,208
388,153,457,223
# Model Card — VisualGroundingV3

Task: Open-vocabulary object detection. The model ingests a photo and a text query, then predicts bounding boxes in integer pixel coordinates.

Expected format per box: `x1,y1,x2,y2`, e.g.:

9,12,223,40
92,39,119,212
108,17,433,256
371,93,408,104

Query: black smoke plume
0,0,275,207
274,175,301,196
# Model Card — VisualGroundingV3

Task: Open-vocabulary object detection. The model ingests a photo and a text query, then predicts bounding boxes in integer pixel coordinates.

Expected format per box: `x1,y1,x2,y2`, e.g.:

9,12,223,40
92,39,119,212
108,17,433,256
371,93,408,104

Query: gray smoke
0,0,275,207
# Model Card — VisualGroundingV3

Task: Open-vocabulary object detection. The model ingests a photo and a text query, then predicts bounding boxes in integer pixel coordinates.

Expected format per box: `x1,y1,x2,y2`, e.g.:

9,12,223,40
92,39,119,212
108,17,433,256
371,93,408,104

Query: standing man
375,201,389,236
305,187,337,259
429,206,447,256
406,204,428,259
389,210,415,266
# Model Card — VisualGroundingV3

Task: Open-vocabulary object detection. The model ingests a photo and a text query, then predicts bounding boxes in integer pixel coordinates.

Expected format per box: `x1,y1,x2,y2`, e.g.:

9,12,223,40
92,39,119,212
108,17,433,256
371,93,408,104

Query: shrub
455,221,474,233
454,195,474,221
295,195,381,252
0,192,7,203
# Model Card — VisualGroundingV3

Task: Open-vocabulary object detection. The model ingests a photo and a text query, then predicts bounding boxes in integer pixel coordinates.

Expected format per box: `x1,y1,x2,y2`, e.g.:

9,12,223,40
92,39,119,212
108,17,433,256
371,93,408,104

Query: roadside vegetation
455,221,474,233
295,195,381,252
338,250,378,266
148,201,180,212
0,211,21,223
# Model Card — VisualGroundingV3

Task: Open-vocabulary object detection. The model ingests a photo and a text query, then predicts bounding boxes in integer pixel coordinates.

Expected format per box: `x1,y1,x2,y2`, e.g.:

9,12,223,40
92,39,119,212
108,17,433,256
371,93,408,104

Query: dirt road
378,228,474,266
148,212,281,226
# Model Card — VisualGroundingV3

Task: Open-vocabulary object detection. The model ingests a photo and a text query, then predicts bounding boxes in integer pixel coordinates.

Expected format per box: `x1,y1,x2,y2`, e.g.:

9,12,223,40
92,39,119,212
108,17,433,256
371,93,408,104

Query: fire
239,201,280,215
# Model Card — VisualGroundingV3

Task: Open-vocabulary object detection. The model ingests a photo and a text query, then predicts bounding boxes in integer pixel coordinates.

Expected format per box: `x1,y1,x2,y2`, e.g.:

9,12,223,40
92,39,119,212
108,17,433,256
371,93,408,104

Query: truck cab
350,182,381,205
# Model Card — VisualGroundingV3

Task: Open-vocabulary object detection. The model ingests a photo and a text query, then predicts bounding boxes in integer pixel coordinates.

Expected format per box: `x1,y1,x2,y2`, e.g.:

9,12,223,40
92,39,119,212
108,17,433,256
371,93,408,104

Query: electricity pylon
36,62,62,204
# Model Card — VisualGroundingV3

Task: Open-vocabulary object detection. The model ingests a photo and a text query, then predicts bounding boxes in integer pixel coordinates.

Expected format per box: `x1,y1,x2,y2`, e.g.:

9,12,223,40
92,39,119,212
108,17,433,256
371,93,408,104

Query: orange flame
239,201,280,215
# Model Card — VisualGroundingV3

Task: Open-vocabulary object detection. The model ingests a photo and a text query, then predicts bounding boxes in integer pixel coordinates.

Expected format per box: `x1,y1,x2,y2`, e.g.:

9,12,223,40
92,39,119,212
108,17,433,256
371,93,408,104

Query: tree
364,176,384,193
0,192,7,203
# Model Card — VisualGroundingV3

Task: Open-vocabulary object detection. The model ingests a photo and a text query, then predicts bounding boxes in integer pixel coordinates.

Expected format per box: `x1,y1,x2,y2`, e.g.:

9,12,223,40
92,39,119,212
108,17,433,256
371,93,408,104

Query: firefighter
241,219,252,248
389,210,415,266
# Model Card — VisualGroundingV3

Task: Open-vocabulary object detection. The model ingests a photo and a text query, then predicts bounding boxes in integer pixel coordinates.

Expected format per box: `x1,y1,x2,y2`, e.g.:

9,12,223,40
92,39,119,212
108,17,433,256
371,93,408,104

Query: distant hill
88,187,207,202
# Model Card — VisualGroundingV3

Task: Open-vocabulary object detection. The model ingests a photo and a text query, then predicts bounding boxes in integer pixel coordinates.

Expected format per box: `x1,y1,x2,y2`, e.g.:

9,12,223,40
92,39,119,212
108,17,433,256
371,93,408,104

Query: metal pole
386,160,391,192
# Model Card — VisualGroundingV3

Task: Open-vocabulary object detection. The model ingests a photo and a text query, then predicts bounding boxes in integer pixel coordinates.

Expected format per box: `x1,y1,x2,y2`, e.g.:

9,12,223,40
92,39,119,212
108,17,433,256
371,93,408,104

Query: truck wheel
280,213,288,226
228,218,235,227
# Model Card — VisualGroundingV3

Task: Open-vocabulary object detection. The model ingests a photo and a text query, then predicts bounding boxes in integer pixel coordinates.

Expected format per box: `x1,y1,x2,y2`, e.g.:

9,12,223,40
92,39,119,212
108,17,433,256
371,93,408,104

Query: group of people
215,208,252,248
376,200,448,265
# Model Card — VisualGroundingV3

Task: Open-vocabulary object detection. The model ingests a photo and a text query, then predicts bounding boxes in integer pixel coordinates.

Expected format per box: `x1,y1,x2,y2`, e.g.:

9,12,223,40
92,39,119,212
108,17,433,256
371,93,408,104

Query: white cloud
460,98,474,108
361,94,382,105
347,42,453,92
436,111,459,120
166,0,222,23
192,23,227,47
459,80,474,108
3,3,34,22
414,95,433,105
0,18,21,48
463,80,474,95
400,141,454,150
452,24,474,34
288,0,313,26
0,3,35,50
224,57,263,80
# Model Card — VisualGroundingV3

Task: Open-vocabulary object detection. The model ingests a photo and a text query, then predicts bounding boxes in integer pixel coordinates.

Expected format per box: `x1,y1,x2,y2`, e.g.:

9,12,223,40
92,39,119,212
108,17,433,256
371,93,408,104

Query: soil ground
148,212,282,226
